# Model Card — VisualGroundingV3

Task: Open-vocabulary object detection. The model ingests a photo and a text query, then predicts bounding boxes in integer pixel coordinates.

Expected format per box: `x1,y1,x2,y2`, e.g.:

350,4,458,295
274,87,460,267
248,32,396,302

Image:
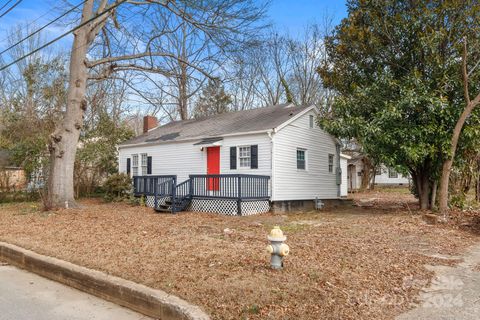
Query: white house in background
118,103,346,215
347,154,410,191
340,154,351,197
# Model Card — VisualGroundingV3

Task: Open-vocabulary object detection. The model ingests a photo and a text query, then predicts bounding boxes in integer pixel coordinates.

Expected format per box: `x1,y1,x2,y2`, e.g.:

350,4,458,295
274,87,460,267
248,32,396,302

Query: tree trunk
178,63,188,120
360,157,372,190
178,23,188,120
371,167,376,190
46,1,94,209
477,174,480,202
412,165,431,210
477,157,480,202
430,180,437,210
438,39,480,214
419,177,431,210
438,99,478,214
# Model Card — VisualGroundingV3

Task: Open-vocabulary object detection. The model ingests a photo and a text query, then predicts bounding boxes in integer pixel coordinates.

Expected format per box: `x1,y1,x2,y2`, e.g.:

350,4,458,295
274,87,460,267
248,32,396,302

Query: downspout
336,144,341,198
268,129,275,202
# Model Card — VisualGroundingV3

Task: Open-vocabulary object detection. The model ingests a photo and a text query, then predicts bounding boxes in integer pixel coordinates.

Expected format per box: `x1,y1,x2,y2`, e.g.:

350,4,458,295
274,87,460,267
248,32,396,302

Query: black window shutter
147,156,152,174
126,158,131,175
251,145,258,169
230,147,237,169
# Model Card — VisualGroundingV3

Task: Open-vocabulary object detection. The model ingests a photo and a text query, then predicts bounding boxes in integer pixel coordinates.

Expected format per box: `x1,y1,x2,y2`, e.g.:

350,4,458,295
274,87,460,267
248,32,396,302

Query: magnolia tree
319,0,480,210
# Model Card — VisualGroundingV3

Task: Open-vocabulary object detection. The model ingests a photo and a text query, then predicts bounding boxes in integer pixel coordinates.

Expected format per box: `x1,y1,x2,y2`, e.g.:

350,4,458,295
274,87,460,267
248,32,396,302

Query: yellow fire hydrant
266,226,289,269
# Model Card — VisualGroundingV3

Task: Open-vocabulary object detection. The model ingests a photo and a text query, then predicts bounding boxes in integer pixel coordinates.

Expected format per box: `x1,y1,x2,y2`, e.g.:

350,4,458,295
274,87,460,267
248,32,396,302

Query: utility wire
0,0,22,19
0,0,87,56
0,0,126,72
0,0,13,13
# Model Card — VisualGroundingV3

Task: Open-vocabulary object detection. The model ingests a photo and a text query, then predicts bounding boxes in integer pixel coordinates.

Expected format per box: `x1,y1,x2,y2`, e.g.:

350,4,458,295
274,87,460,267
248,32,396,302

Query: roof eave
117,129,273,149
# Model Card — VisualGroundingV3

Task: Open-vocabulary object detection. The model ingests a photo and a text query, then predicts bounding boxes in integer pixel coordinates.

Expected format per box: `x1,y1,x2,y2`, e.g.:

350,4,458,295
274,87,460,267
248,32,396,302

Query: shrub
0,191,39,203
103,173,132,201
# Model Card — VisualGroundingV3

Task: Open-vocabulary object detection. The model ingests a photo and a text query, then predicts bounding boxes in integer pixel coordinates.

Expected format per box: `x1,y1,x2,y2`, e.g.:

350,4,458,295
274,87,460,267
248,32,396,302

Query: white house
347,155,410,191
118,103,344,215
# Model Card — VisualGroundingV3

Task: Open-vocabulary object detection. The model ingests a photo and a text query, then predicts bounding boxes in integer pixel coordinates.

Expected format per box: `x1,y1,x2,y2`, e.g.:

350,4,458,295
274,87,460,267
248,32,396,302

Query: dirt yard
0,189,479,320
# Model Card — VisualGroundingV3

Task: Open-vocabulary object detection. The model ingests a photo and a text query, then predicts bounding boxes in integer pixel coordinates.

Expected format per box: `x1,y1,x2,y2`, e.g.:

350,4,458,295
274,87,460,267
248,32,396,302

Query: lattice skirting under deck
241,200,271,216
188,198,270,216
145,195,169,208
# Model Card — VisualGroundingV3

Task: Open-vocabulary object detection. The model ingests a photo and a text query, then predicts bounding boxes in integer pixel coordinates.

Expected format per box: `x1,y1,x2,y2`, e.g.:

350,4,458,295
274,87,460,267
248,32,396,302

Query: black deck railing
174,179,191,199
189,174,270,200
132,174,270,214
133,175,176,196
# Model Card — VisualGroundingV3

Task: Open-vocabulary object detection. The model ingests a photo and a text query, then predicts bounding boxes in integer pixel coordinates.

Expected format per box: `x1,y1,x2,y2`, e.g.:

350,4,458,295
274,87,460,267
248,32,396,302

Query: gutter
118,129,272,149
267,129,275,202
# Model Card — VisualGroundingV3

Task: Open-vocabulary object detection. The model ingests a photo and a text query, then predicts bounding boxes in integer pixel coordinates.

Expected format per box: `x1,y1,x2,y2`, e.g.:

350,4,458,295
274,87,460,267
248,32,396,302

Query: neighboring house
118,103,344,215
347,154,410,191
340,154,351,197
0,149,27,192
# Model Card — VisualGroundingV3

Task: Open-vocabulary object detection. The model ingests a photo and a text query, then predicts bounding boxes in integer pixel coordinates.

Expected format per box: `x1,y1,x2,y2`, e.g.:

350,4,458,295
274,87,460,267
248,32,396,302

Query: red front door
207,146,220,191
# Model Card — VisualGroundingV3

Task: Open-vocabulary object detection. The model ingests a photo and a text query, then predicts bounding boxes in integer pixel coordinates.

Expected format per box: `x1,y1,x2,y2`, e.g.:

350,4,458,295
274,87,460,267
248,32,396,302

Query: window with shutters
132,154,139,176
297,149,306,170
141,153,148,175
238,146,251,168
328,154,334,173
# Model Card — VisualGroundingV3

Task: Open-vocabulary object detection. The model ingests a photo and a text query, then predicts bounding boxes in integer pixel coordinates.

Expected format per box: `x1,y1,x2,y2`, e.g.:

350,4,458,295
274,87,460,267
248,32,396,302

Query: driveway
0,263,150,320
397,243,480,320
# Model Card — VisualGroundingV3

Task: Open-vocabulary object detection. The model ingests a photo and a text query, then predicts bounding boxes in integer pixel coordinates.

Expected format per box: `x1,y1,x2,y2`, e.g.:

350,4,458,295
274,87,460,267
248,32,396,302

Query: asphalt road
0,264,151,320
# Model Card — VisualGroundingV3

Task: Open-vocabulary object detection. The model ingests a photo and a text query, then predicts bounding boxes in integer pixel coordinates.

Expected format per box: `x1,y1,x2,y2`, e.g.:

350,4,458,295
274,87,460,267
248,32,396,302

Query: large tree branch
87,51,215,79
86,0,109,43
462,37,470,104
87,62,175,80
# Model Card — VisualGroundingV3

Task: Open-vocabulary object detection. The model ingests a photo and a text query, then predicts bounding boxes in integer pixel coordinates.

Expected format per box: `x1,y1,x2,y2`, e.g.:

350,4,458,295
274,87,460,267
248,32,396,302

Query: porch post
189,175,194,198
237,175,242,216
153,177,158,209
171,177,177,213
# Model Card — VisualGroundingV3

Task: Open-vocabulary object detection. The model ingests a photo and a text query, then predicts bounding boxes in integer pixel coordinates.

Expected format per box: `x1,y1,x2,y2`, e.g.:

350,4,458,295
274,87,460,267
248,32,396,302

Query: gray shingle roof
120,104,312,146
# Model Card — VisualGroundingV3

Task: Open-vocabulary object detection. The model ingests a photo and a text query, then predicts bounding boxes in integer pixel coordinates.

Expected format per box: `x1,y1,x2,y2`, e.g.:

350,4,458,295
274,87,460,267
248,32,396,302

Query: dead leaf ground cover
0,189,479,320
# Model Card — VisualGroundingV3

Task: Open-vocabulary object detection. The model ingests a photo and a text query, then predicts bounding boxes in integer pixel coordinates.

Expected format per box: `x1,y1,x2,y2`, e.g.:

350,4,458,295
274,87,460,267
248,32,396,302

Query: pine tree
193,80,232,119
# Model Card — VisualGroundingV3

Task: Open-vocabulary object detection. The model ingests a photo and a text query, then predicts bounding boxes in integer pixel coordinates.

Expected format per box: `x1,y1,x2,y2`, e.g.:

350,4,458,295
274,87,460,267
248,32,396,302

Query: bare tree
47,0,267,209
287,23,334,112
225,21,334,110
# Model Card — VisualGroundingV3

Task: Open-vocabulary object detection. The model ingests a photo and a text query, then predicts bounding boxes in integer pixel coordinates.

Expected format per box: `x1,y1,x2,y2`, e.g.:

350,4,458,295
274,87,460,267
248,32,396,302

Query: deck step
164,200,187,206
155,197,191,213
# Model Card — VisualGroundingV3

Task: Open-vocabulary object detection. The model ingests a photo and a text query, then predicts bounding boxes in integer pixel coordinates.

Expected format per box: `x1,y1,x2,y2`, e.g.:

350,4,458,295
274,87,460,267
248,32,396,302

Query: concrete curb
0,242,210,320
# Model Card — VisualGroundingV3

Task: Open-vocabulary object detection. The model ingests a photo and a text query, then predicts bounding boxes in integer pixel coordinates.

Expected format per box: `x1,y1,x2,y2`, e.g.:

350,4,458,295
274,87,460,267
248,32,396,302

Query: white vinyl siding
119,133,272,183
221,134,271,175
374,166,408,185
272,109,339,201
120,142,205,183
